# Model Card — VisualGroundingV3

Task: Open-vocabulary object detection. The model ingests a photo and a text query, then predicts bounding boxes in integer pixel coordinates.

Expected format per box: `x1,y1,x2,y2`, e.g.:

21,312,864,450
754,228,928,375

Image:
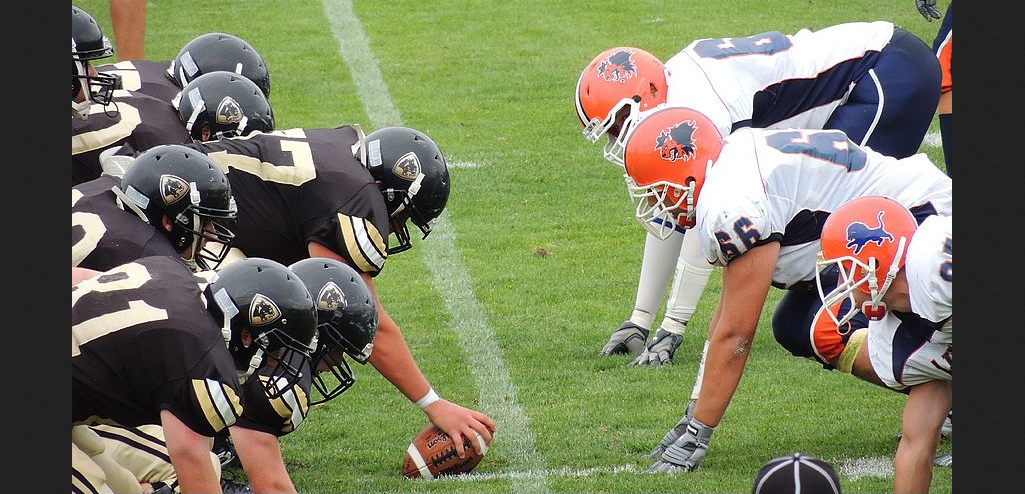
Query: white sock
690,340,710,401
662,231,714,331
630,230,685,329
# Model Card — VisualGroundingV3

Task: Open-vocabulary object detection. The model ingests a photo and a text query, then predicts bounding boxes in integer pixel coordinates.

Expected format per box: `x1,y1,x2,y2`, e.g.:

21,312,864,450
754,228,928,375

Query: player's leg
933,4,953,176
72,425,139,494
827,27,941,160
92,424,223,493
601,228,685,356
633,229,714,366
73,440,115,494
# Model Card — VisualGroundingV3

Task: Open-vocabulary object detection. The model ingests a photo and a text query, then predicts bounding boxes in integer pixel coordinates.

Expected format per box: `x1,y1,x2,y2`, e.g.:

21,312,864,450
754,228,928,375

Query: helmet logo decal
250,294,281,326
596,50,636,83
215,96,243,125
655,120,698,162
845,211,893,255
159,175,191,205
316,282,347,311
393,152,421,181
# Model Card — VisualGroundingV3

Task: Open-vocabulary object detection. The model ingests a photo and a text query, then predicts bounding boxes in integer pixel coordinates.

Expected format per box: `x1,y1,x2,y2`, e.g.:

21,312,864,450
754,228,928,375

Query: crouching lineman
150,124,496,457
816,197,952,493
91,258,379,493
613,106,951,472
72,257,317,493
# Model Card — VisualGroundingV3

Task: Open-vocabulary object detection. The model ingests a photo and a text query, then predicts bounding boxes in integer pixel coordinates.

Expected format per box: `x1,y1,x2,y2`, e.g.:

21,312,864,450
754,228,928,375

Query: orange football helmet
816,196,918,326
575,47,669,166
621,106,724,238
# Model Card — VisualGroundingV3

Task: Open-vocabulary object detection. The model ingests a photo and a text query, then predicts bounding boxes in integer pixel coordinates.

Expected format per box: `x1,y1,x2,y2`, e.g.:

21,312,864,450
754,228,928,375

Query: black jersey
96,60,182,103
72,90,192,186
229,357,313,437
72,175,180,271
72,256,243,437
185,127,391,274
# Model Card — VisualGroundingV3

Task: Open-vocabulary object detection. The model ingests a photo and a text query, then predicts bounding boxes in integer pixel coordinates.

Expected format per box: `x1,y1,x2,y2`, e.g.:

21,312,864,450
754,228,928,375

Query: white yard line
834,455,893,480
429,464,641,482
321,2,548,492
923,131,943,148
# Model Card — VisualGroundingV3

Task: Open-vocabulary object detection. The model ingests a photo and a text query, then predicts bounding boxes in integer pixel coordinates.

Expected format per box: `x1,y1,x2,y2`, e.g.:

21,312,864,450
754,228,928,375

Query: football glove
645,400,696,459
934,452,952,467
599,320,649,356
915,0,942,21
630,328,684,366
648,418,714,473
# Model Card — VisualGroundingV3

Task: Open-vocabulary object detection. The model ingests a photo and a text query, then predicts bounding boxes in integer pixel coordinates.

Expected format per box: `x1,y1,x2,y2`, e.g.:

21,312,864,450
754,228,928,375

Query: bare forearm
894,380,951,493
692,330,751,427
160,411,218,494
368,309,431,402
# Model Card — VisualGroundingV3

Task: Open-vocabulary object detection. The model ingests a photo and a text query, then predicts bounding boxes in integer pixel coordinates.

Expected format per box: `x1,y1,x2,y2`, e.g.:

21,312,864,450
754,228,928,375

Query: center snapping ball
402,424,488,479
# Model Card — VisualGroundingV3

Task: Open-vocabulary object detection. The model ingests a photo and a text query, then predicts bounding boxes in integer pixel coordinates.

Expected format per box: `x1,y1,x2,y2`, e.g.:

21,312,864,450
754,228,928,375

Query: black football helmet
364,127,451,254
173,71,275,141
204,258,318,398
117,144,237,270
72,6,117,119
289,258,379,405
169,33,271,98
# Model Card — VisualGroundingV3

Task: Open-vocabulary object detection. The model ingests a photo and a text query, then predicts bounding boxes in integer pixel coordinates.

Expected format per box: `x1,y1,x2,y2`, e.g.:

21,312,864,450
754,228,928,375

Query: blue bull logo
845,211,893,255
596,50,636,83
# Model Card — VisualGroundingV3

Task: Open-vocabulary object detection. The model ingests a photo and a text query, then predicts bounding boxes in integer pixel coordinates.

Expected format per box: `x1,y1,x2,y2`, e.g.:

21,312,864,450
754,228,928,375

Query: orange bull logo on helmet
596,49,637,83
655,120,698,162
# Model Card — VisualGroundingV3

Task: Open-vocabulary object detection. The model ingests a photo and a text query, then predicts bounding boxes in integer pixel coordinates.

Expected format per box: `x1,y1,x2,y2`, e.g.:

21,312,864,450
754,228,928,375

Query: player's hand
915,0,942,21
648,419,714,473
630,328,684,366
600,320,649,356
645,401,696,459
423,398,496,458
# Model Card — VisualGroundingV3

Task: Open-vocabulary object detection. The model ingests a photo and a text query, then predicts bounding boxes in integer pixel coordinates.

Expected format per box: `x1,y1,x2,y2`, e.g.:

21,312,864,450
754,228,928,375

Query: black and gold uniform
96,60,182,103
72,90,191,186
186,127,391,273
72,175,179,271
233,356,313,437
72,256,243,437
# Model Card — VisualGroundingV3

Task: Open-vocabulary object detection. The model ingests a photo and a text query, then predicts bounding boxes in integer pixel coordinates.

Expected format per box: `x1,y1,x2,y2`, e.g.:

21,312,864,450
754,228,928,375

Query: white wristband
416,387,441,409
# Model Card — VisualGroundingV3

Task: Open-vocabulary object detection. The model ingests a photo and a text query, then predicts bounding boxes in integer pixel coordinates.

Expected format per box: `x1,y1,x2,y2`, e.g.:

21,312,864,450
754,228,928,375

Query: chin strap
862,236,908,320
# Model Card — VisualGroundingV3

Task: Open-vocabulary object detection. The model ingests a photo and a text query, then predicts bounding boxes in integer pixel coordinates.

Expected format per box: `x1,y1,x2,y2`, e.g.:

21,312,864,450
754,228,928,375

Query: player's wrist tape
416,387,441,409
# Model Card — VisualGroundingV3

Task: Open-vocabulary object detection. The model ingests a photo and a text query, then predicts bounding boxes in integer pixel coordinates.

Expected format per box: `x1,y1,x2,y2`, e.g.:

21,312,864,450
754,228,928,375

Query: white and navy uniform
868,215,952,389
664,21,940,159
692,127,951,363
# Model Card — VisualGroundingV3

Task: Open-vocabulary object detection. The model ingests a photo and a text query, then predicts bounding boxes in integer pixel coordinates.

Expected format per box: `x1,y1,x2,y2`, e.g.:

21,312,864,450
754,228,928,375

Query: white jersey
694,127,952,289
868,214,953,389
664,21,895,137
905,215,953,323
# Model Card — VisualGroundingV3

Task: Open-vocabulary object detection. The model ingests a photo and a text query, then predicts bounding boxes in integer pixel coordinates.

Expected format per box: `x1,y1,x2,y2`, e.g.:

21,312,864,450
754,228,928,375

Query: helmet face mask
365,127,450,255
172,71,275,142
289,258,379,405
205,259,318,399
621,106,723,235
576,47,669,163
72,7,116,119
118,145,238,270
816,196,918,328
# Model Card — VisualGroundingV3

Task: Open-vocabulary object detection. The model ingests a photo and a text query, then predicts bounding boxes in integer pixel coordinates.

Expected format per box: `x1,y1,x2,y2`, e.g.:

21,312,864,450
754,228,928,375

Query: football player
816,197,952,493
72,144,238,272
72,70,274,186
577,21,942,367
614,107,951,472
72,256,317,493
90,258,379,493
165,124,496,457
72,6,117,121
96,32,271,104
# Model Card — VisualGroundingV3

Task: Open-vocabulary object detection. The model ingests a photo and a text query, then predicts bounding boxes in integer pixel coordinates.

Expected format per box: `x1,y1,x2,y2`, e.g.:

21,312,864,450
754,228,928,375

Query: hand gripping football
402,424,488,478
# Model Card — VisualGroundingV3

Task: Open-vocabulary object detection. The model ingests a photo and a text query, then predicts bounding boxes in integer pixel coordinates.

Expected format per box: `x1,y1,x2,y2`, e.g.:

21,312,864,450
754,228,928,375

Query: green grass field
77,1,951,492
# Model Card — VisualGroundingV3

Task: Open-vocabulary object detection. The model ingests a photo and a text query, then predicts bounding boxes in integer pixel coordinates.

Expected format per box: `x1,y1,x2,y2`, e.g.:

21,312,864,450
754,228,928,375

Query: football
402,424,488,479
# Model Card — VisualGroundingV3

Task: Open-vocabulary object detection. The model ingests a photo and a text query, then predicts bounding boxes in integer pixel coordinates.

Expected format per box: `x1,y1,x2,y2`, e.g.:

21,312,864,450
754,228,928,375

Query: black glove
915,0,942,21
